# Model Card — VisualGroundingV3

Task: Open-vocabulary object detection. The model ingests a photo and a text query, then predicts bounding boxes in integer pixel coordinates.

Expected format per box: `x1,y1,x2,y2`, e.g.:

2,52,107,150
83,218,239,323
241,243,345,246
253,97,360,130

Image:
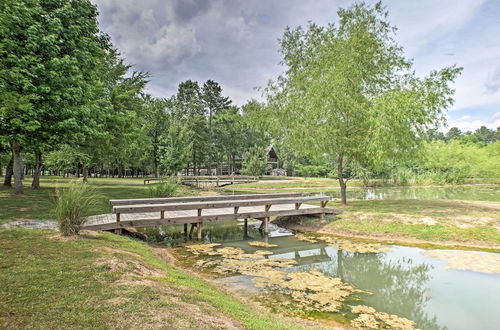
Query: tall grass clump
54,180,98,236
148,181,179,198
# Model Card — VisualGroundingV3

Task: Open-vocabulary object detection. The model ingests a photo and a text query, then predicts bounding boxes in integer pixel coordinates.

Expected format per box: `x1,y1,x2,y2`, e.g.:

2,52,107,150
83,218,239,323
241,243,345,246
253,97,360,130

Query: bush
148,181,179,198
296,165,328,177
391,167,413,186
54,180,98,236
241,147,267,177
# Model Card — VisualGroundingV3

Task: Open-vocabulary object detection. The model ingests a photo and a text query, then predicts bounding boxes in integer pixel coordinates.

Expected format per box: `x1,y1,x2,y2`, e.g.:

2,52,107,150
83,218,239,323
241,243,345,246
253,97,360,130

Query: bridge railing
110,193,301,206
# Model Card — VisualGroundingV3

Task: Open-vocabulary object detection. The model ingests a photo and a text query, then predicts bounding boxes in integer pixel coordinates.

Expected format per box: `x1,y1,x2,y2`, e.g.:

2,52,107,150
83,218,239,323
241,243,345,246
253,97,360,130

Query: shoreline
276,219,500,253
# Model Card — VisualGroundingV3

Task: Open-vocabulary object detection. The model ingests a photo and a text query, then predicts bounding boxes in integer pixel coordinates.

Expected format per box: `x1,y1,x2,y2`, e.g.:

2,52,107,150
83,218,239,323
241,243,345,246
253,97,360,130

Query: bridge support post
263,217,269,235
320,201,327,220
183,223,188,236
197,222,203,240
189,223,196,238
114,213,122,235
243,218,248,238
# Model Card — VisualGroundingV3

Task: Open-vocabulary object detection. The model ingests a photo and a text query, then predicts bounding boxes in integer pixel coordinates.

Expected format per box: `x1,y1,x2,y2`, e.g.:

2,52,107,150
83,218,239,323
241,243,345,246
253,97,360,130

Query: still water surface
329,185,500,201
144,220,500,330
225,184,500,201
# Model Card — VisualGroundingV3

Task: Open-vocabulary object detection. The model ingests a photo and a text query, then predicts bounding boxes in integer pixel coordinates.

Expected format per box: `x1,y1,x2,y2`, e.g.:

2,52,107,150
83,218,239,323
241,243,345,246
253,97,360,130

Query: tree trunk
31,151,42,189
12,141,24,195
153,146,159,178
82,163,88,183
337,153,347,205
208,112,213,176
3,154,13,187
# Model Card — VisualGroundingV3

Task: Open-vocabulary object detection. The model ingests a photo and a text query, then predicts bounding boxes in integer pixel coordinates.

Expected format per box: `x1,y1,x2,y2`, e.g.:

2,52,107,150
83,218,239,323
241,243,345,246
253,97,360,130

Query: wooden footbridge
143,176,258,187
83,193,335,238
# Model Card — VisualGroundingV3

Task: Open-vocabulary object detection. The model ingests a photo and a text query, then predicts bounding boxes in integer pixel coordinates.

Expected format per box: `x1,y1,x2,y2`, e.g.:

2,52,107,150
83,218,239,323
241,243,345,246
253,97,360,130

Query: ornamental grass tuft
54,180,98,236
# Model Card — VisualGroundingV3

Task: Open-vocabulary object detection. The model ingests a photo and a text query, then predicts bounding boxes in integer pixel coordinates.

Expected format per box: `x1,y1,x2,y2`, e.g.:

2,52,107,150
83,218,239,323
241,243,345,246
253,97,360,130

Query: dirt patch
95,246,142,258
94,254,165,278
2,219,58,230
341,210,499,230
105,297,130,306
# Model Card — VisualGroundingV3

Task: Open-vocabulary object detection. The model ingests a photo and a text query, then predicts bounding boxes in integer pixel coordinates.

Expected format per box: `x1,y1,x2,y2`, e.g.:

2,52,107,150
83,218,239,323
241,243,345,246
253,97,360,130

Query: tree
241,146,267,177
473,126,496,144
0,0,110,193
159,119,189,175
143,95,169,177
212,106,245,174
202,80,231,174
90,53,148,180
262,2,461,204
174,81,208,175
445,127,463,141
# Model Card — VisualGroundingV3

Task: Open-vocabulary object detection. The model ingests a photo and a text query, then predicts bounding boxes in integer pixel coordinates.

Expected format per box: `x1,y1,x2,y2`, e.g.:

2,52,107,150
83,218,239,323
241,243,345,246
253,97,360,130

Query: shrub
390,167,413,186
148,181,179,198
241,146,267,177
54,180,98,236
296,165,328,177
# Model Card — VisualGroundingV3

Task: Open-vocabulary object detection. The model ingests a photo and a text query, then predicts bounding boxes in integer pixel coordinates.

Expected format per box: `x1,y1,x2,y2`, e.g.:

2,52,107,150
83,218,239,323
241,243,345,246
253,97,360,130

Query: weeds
54,180,98,235
148,180,179,198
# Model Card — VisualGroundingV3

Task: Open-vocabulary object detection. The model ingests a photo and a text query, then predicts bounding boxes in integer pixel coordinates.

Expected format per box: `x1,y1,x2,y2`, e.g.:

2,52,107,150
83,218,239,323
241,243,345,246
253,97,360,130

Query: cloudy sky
92,0,500,132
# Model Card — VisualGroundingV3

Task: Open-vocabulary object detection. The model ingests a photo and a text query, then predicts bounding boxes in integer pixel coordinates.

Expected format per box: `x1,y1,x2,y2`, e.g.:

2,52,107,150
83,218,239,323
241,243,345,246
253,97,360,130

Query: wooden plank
110,193,301,206
83,207,336,231
113,196,330,214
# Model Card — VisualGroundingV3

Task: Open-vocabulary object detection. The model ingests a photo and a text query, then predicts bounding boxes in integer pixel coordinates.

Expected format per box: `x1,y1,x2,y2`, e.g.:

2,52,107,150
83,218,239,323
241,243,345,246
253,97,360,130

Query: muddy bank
275,216,500,252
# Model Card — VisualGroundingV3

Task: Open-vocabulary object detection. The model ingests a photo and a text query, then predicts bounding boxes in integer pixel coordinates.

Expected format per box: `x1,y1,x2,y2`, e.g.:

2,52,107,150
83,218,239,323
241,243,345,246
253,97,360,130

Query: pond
226,184,500,201
143,220,500,330
329,185,500,202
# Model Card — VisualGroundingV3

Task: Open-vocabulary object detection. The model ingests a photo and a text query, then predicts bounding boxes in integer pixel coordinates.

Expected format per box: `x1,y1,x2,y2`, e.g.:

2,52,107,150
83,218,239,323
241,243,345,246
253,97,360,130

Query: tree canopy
261,2,462,204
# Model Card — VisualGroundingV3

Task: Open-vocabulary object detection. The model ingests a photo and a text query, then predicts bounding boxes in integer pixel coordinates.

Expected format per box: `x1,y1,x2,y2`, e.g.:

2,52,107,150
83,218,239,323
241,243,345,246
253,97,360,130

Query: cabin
265,146,286,176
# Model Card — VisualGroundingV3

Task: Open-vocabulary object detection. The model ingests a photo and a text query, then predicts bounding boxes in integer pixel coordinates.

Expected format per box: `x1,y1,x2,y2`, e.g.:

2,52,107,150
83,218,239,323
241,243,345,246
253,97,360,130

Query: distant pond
315,185,499,202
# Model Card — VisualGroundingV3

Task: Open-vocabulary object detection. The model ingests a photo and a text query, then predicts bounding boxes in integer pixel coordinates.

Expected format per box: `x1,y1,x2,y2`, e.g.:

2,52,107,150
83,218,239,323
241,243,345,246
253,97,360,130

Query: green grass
339,199,498,217
0,228,302,329
330,219,499,244
0,176,195,225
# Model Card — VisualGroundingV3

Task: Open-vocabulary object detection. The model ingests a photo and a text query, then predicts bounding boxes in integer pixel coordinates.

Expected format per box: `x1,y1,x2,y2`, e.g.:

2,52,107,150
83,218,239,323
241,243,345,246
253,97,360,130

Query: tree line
0,0,268,194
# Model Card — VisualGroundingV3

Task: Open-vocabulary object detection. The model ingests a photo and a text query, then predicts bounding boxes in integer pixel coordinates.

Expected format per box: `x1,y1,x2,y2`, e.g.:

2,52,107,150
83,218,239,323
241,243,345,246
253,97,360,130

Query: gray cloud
173,0,213,22
92,0,500,117
92,0,345,104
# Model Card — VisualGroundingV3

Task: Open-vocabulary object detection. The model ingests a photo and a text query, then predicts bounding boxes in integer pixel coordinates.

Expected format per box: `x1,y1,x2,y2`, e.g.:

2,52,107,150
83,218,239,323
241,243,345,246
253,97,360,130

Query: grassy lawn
0,228,303,329
0,176,200,225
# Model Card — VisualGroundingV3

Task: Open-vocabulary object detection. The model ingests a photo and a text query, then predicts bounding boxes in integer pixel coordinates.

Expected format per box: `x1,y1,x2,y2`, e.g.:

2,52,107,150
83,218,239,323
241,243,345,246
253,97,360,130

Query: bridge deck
83,203,334,231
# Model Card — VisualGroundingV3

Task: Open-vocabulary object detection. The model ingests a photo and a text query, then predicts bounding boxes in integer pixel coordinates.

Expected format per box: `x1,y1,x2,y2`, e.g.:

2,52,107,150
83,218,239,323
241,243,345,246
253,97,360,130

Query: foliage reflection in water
142,220,500,330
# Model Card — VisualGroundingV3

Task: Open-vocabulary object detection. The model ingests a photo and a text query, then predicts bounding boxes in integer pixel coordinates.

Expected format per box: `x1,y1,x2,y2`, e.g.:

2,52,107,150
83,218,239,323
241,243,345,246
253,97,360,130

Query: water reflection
325,185,500,201
141,220,293,247
301,250,441,329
